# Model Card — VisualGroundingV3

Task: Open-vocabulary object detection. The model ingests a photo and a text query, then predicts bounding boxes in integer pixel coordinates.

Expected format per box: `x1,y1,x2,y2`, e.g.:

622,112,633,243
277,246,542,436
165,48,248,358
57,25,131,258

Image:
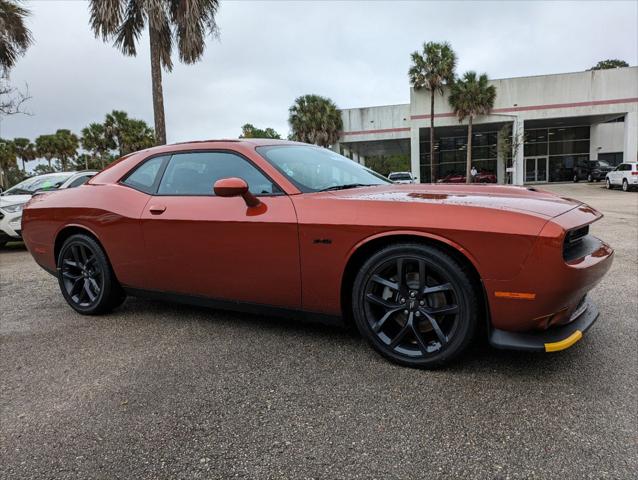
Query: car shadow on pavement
118,296,590,377
0,241,27,252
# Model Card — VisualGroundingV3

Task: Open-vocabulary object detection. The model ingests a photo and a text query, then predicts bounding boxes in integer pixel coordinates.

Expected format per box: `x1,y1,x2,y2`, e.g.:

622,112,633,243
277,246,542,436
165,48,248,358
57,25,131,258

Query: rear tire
57,234,126,315
573,174,578,183
352,243,479,368
587,174,593,183
622,179,629,192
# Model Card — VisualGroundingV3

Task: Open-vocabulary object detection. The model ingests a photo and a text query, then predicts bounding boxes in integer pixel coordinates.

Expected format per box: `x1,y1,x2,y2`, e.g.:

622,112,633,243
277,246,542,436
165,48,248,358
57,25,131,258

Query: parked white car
388,171,416,184
0,171,97,247
605,162,638,192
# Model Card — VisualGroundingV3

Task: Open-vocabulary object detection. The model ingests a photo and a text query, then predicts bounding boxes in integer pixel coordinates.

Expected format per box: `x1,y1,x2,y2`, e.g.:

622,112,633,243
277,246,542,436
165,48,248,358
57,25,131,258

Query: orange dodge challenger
21,139,613,368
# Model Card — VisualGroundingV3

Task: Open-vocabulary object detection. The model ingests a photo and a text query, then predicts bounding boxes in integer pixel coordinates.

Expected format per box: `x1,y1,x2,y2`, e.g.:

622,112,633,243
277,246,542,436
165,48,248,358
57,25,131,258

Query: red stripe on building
410,97,638,120
342,127,411,136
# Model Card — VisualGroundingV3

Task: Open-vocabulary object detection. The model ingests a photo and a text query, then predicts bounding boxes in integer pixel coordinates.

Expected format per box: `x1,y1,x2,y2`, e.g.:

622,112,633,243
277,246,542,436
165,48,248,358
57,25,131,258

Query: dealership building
336,66,637,184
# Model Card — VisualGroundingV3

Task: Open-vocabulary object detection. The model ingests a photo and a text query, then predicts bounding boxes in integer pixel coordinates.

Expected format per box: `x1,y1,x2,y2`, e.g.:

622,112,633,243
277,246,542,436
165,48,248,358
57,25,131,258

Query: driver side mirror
213,177,261,207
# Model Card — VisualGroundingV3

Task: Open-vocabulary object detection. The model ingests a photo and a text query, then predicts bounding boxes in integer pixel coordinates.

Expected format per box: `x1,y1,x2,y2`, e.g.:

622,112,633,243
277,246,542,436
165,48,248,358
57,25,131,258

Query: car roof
121,138,307,160
170,138,302,148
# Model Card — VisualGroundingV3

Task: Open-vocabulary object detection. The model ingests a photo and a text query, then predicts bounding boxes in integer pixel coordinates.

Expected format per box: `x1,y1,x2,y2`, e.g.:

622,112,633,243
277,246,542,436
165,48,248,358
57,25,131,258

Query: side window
157,152,280,196
68,175,92,189
122,156,168,194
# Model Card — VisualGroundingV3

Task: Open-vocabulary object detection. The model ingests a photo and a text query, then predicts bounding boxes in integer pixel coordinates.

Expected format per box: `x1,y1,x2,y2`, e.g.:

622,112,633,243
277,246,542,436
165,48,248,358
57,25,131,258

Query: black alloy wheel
587,174,593,182
352,244,478,368
57,234,125,314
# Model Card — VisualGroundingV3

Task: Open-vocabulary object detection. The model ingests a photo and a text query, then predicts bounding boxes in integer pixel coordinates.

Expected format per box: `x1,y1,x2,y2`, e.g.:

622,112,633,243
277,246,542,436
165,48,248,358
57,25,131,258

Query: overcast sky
1,0,637,144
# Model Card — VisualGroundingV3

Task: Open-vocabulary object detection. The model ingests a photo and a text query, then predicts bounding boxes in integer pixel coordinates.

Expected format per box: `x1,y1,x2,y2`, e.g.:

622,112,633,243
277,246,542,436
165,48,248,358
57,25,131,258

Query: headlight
1,202,26,213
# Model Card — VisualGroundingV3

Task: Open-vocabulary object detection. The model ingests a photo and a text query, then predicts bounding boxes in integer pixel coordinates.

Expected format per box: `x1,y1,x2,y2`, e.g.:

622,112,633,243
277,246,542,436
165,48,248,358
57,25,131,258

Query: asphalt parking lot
1,183,636,479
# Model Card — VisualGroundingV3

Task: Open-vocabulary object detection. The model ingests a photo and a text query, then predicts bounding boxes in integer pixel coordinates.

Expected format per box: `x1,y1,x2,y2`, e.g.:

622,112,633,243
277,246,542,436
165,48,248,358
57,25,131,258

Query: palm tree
0,0,33,75
89,0,220,145
448,71,497,184
0,138,17,189
104,110,154,156
408,42,457,182
53,129,79,171
288,94,343,147
81,122,114,169
35,134,57,170
12,137,35,171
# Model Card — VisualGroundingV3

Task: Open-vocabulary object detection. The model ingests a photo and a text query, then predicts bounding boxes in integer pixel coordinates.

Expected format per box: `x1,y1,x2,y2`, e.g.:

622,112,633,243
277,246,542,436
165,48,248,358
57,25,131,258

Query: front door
140,151,301,310
524,156,549,183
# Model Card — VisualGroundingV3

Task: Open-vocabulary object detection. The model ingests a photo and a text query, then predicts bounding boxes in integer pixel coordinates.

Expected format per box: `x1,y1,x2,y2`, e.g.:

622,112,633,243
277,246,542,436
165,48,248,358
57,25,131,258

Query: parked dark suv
573,160,614,183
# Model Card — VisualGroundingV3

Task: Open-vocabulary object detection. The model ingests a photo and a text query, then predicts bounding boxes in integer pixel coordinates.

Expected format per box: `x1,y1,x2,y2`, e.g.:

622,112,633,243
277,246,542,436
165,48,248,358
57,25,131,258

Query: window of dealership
418,123,625,184
525,125,590,182
419,129,499,183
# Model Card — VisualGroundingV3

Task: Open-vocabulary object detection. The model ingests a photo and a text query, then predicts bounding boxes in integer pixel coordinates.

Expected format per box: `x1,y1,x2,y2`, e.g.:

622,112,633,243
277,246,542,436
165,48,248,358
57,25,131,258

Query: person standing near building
470,165,478,182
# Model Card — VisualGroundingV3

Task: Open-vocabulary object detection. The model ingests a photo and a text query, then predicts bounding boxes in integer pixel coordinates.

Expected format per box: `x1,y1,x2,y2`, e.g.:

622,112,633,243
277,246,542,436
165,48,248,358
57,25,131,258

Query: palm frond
113,0,145,56
170,0,220,64
89,0,124,40
407,41,456,93
448,71,496,122
288,94,342,147
0,0,33,73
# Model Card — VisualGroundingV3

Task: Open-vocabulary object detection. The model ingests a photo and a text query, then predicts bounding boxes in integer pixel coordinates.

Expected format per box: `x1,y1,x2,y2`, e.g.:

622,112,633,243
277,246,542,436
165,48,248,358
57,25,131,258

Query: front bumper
489,296,598,352
0,213,23,240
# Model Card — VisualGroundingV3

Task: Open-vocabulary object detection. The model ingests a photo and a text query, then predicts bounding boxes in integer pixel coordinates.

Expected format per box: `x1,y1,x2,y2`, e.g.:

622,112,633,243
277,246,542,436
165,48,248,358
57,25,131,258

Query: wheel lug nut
403,310,408,314
419,300,425,306
410,291,416,298
415,311,420,317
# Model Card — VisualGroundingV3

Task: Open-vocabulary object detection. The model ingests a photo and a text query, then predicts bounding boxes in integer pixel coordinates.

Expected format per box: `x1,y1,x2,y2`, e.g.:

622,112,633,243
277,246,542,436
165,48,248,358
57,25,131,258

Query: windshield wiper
318,183,375,192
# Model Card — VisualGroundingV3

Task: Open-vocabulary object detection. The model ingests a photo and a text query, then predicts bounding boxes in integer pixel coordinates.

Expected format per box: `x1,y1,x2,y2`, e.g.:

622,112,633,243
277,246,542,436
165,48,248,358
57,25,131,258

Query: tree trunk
47,158,52,169
149,26,167,145
466,117,473,184
21,159,26,171
429,91,435,182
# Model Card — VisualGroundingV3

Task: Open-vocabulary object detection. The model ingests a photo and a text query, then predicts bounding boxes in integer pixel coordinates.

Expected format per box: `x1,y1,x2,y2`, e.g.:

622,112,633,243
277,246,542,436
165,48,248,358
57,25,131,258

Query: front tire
57,234,126,315
606,178,612,189
587,174,593,182
573,174,578,183
352,244,479,368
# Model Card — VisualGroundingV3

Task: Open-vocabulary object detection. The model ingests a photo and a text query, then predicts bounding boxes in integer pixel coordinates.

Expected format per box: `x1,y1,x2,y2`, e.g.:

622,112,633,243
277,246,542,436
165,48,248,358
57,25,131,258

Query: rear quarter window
121,156,169,194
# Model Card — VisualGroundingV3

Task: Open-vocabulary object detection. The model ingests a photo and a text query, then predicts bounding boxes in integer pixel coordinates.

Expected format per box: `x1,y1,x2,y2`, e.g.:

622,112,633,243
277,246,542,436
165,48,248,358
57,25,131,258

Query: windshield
2,173,74,196
256,145,391,192
389,173,412,181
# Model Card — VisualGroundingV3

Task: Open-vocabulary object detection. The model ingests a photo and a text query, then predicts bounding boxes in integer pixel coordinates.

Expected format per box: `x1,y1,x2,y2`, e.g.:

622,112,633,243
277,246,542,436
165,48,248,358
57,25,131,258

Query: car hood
323,184,582,218
0,194,31,207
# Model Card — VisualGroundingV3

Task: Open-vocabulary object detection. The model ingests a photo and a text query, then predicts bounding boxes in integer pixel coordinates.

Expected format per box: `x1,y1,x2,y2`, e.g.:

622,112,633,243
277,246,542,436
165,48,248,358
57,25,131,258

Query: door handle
149,204,166,215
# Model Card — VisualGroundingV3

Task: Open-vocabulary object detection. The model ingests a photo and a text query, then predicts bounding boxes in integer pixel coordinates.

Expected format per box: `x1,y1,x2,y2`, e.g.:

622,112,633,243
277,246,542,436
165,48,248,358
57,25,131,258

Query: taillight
632,171,638,175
